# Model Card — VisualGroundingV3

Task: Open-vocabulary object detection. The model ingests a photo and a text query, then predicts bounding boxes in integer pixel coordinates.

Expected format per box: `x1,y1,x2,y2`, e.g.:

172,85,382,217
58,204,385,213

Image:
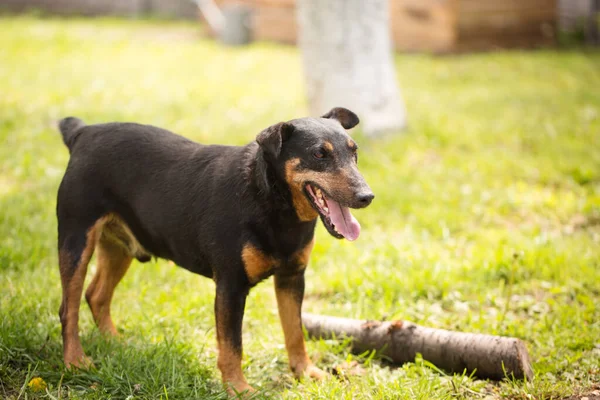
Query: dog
56,107,374,395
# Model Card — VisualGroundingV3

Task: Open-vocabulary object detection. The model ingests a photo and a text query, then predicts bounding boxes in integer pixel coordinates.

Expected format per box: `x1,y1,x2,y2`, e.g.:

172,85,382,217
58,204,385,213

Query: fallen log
302,313,533,381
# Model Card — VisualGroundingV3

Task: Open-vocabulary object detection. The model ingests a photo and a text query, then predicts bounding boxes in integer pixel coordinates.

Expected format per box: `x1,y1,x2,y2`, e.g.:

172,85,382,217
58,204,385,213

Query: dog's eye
313,149,327,160
354,152,358,164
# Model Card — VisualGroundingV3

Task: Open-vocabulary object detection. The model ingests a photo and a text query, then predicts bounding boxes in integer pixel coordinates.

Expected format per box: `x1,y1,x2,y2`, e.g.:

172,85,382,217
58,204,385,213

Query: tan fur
274,286,310,374
95,213,149,260
215,297,255,395
241,243,279,284
85,238,132,335
285,158,357,221
347,138,357,150
323,141,334,152
274,237,327,379
217,341,254,395
61,213,146,367
285,158,319,222
84,214,144,334
275,281,327,380
59,228,96,368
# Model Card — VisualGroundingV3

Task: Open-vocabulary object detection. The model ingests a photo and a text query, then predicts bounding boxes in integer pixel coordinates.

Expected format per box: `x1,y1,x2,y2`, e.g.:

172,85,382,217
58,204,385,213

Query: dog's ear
321,107,360,129
256,122,293,158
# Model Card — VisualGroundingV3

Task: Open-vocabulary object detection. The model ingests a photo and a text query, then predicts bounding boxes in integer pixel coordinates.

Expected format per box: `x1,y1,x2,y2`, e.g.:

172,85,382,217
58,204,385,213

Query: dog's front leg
274,271,328,380
214,281,254,396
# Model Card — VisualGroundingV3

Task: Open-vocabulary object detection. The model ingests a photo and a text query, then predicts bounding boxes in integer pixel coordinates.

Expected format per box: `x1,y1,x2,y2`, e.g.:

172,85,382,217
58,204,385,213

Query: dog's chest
241,238,314,285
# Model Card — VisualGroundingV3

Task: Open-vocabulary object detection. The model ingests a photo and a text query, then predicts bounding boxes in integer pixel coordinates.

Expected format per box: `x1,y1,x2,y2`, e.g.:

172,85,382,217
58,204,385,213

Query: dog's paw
65,354,95,370
225,381,256,399
293,362,329,381
304,364,329,380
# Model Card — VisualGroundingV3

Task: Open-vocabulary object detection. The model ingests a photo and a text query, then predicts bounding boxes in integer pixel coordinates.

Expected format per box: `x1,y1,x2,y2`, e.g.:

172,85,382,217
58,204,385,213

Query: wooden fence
1,0,566,51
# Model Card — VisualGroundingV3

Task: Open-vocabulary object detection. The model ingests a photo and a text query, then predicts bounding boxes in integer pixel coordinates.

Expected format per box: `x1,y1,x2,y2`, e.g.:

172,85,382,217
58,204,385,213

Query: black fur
58,117,86,149
321,107,360,129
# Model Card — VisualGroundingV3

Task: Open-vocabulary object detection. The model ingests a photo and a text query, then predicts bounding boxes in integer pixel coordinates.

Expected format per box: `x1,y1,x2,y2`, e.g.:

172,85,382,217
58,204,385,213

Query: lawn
1,16,599,400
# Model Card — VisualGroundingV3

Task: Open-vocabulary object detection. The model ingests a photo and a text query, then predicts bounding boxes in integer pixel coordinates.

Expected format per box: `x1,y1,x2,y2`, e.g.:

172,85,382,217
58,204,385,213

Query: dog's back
56,118,248,273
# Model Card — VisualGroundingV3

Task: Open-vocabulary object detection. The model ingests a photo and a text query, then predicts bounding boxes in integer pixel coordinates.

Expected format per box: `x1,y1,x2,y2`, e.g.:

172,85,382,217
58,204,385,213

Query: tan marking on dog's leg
215,293,255,396
275,276,327,380
59,228,96,369
85,237,132,335
284,158,319,222
241,243,277,284
217,341,255,397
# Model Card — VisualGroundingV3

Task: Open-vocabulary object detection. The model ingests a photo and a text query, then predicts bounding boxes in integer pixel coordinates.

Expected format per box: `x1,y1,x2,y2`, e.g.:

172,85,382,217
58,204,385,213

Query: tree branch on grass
302,313,533,381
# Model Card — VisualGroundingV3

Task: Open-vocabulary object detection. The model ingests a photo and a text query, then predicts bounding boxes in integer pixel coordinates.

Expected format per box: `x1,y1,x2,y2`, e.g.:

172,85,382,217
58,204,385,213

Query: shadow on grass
0,308,234,399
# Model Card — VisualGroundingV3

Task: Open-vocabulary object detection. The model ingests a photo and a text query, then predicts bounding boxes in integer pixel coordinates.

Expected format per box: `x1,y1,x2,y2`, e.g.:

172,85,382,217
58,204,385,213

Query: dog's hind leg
85,233,132,336
57,220,98,369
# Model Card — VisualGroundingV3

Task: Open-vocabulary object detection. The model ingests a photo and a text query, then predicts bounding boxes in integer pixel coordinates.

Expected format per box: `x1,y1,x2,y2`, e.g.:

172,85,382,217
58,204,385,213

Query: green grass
1,16,600,399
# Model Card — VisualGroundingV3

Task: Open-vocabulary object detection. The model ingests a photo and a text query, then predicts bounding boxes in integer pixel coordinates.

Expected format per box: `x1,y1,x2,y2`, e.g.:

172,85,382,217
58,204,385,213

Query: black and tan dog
56,107,374,395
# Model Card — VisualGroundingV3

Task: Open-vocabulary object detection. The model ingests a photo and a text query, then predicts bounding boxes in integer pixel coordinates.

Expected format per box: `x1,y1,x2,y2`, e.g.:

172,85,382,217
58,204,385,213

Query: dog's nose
356,191,374,206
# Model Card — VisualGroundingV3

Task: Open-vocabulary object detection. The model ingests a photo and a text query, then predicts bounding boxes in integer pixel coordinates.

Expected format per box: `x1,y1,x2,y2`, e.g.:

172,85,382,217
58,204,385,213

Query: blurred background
0,1,599,399
1,0,599,48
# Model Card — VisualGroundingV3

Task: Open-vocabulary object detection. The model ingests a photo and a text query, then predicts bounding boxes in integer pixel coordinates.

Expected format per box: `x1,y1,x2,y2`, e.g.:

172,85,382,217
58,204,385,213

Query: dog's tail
58,117,86,151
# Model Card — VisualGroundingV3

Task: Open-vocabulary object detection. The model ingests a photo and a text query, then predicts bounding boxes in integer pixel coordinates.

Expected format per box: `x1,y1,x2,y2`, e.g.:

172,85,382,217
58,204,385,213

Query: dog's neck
253,148,272,196
247,145,298,218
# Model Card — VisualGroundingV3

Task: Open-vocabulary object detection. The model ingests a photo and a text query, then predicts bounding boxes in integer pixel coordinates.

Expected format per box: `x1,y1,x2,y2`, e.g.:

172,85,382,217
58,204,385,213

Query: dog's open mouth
305,184,361,241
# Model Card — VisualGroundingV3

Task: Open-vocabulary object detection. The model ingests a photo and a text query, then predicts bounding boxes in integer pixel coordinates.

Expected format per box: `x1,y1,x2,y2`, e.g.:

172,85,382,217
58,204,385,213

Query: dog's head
256,107,374,241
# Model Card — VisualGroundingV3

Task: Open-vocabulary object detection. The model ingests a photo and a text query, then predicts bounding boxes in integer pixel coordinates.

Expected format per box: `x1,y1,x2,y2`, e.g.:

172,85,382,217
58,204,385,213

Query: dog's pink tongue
327,198,361,241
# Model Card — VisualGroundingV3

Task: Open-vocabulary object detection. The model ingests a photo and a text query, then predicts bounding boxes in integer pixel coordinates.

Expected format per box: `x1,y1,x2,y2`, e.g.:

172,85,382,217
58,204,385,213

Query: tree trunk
297,0,407,136
302,313,533,381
